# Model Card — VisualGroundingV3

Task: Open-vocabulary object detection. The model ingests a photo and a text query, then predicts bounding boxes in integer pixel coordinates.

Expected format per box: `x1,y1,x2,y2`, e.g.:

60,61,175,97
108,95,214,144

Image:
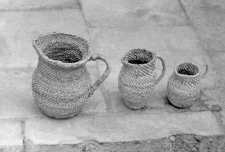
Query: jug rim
33,32,92,68
175,61,200,77
121,48,156,66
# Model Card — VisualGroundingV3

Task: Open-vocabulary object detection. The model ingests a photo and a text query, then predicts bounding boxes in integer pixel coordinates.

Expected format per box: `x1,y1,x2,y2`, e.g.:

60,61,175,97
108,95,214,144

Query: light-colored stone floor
0,0,225,151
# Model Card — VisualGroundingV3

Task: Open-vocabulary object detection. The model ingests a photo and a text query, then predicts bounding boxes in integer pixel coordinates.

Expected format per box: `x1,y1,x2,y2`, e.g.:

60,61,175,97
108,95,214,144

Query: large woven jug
167,62,208,108
32,33,111,119
118,49,166,110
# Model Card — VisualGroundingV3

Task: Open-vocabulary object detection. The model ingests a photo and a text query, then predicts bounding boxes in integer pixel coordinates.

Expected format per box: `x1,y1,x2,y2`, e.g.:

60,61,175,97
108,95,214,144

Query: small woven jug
118,49,166,109
167,62,208,108
32,33,111,119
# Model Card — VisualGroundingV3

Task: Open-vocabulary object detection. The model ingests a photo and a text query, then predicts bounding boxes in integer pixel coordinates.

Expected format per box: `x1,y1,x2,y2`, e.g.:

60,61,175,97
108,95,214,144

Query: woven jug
32,33,111,119
118,49,166,109
167,62,208,108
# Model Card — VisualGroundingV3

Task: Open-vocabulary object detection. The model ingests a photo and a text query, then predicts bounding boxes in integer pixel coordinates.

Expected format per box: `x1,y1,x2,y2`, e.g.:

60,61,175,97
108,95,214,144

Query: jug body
32,33,111,118
118,49,166,109
32,59,92,118
167,62,208,108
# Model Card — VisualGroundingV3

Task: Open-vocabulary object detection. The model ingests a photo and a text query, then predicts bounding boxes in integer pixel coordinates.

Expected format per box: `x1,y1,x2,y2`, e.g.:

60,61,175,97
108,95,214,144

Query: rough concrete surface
0,0,225,151
180,0,225,52
24,111,222,146
0,8,88,68
179,0,225,132
25,135,225,152
0,0,80,10
90,25,213,113
0,120,23,151
80,0,188,27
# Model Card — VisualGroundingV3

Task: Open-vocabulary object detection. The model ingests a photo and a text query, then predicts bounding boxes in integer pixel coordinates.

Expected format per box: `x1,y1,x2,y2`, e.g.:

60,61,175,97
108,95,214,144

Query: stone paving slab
0,0,79,10
25,135,225,152
89,25,215,113
202,52,225,109
0,8,89,69
0,69,43,119
0,1,224,151
0,65,106,119
25,111,223,147
180,0,225,52
205,51,225,131
0,120,23,151
80,0,187,27
179,0,225,131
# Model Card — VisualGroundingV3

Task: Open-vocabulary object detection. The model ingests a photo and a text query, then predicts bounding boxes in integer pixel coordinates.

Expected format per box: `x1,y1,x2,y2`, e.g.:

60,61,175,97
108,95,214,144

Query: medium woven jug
118,49,166,109
32,33,111,119
167,62,208,108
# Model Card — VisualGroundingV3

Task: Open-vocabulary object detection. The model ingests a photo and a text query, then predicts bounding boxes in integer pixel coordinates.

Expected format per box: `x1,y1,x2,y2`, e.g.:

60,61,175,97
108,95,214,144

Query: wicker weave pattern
167,62,207,108
32,65,91,118
118,49,166,109
32,33,111,119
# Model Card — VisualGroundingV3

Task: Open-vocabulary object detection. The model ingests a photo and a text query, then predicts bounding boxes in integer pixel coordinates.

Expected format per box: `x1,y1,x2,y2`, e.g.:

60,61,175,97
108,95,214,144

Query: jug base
39,106,82,119
123,98,147,110
167,95,197,109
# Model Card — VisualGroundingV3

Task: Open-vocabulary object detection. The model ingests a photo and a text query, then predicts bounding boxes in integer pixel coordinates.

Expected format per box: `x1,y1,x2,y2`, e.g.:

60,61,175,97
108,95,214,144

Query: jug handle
155,55,166,84
200,64,208,79
88,54,111,97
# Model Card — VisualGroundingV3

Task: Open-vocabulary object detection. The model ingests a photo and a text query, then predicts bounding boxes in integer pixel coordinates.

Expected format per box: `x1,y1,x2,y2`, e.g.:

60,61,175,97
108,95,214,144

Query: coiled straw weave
32,33,111,118
167,62,207,108
32,33,92,119
118,49,166,109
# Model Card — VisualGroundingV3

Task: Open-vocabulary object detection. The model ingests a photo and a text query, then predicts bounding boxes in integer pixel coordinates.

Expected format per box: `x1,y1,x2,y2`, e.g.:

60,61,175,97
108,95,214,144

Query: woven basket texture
167,62,202,108
32,33,93,119
118,49,161,110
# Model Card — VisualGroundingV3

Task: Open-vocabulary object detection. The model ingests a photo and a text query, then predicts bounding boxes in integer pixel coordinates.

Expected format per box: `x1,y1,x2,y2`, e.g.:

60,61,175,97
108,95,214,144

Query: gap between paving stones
77,0,93,46
78,0,115,113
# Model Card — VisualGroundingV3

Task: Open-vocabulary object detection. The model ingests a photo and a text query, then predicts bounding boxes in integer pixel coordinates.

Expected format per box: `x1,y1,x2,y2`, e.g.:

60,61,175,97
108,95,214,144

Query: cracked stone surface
25,111,222,146
26,135,225,152
172,134,225,152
